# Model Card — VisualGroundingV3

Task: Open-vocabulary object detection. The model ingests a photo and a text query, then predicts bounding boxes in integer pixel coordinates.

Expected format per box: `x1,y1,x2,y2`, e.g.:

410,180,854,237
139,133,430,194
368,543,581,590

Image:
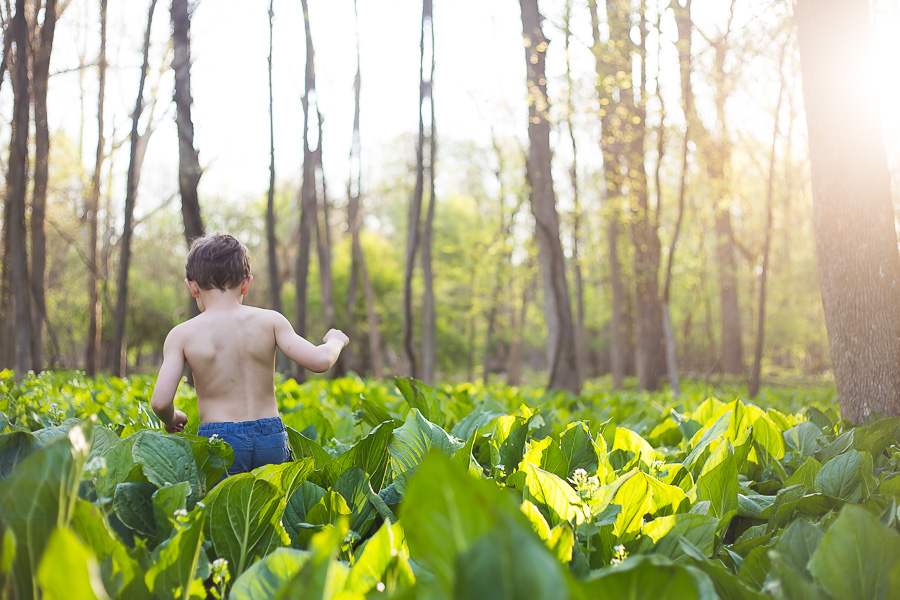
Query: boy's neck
198,287,244,312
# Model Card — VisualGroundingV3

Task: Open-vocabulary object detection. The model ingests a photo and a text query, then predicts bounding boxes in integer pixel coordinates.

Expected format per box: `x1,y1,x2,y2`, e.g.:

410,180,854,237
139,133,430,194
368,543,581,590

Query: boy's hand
324,329,350,348
166,410,188,434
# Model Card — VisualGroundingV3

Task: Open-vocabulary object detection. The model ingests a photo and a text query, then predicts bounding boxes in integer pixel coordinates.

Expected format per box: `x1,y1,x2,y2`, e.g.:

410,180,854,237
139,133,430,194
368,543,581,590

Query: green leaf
783,421,824,457
612,427,660,470
489,414,530,474
636,513,718,560
203,474,291,578
775,519,823,578
145,512,207,600
751,415,785,460
230,548,311,600
37,528,105,600
97,431,146,499
132,432,200,505
578,555,717,600
684,411,732,469
0,424,91,600
647,474,690,517
696,452,739,521
114,482,158,537
152,482,192,540
520,462,588,527
451,409,505,440
283,482,327,548
0,430,39,477
814,449,874,503
275,521,350,600
320,421,397,491
612,471,652,541
809,504,900,600
395,376,444,425
252,458,314,500
344,520,415,595
387,409,462,475
559,421,601,478
180,433,234,493
332,466,378,536
285,427,333,471
785,456,822,489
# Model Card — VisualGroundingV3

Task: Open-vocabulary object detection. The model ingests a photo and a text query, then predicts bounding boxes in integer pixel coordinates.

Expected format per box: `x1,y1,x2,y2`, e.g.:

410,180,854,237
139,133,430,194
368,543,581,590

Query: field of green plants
1,370,898,599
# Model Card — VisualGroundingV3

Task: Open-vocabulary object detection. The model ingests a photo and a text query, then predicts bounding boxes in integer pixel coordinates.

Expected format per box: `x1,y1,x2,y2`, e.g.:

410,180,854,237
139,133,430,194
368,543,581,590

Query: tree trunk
5,0,31,380
796,0,900,422
86,0,107,377
171,0,204,251
112,0,157,377
294,0,318,382
314,115,337,355
588,0,625,389
750,42,787,398
29,0,59,374
265,0,283,319
420,0,436,384
507,268,533,387
519,0,580,394
345,0,382,379
563,0,587,382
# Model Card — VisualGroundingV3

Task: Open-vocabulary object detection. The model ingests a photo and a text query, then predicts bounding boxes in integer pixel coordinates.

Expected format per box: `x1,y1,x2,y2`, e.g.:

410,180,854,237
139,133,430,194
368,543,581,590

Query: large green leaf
612,471,652,542
809,504,900,600
636,513,718,560
230,548,311,600
114,482,158,537
344,520,415,595
285,427,333,470
559,421,601,478
132,432,200,505
0,424,91,600
252,458,314,500
775,519,823,579
683,412,732,469
387,409,462,475
180,433,234,493
152,482,192,540
37,528,105,600
283,482,327,548
783,421,824,457
332,467,378,536
813,449,875,503
145,513,207,600
520,462,588,527
203,474,291,578
97,431,146,499
695,452,739,521
320,421,397,490
275,522,350,600
577,555,717,600
395,376,444,425
489,414,530,475
0,430,39,477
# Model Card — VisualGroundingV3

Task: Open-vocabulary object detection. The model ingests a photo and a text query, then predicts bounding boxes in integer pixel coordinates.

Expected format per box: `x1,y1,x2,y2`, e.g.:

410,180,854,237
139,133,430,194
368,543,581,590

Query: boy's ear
240,275,253,296
184,278,201,298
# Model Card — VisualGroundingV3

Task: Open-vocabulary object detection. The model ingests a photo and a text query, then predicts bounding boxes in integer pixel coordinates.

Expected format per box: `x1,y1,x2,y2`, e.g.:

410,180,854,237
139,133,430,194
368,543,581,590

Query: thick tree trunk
112,0,156,377
86,0,107,377
519,0,580,394
796,0,900,422
29,0,59,373
172,0,204,250
5,0,31,380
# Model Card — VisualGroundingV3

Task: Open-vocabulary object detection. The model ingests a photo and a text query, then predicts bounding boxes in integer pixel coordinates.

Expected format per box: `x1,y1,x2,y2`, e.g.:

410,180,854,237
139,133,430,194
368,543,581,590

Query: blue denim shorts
198,416,291,478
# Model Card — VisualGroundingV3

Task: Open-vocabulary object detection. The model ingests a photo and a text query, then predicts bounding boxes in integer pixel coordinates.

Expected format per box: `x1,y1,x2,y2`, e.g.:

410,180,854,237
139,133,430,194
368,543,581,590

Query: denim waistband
198,416,285,436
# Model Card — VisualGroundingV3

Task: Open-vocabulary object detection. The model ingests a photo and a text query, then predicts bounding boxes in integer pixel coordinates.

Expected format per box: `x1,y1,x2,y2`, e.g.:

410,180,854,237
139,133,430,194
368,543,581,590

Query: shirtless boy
150,233,349,475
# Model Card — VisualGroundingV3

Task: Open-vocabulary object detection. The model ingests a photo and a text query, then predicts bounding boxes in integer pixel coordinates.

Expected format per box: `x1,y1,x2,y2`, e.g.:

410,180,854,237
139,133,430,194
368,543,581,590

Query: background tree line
0,0,897,420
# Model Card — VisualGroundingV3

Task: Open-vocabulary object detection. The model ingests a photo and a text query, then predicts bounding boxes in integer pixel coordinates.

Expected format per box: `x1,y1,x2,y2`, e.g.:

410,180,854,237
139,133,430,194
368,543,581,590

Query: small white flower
212,558,227,569
572,468,588,478
376,582,386,592
174,509,188,518
196,501,206,509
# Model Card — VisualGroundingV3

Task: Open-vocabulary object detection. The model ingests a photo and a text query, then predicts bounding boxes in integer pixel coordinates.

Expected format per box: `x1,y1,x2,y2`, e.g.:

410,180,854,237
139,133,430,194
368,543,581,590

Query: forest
3,0,900,598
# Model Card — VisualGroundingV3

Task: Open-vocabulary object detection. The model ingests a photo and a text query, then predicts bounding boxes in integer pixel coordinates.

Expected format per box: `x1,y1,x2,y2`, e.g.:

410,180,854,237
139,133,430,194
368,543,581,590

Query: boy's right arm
150,328,188,432
272,312,348,373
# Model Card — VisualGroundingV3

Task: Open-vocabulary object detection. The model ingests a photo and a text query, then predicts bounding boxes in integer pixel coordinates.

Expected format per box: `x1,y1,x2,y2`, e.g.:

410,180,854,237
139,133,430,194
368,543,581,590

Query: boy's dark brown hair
185,233,251,291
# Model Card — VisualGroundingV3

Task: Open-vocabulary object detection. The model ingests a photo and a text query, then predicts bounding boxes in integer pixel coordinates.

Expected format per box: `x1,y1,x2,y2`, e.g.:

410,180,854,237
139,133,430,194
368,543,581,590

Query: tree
518,0,580,394
85,0,107,376
172,0,204,253
29,0,60,373
112,0,158,377
344,0,383,379
265,0,283,321
3,0,32,379
796,0,900,422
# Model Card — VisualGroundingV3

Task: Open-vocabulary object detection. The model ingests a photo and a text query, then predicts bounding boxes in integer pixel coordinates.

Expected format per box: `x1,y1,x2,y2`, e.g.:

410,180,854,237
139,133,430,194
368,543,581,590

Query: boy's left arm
150,328,188,433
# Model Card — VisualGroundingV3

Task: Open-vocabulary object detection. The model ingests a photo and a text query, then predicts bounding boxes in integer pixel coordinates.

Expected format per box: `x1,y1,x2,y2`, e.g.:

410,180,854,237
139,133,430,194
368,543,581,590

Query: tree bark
420,0,436,384
85,0,107,377
294,0,318,382
29,0,59,373
588,0,625,389
112,0,156,377
5,0,31,380
345,0,382,379
749,42,787,398
519,0,580,394
265,0,282,316
171,0,204,251
796,0,900,422
314,114,336,351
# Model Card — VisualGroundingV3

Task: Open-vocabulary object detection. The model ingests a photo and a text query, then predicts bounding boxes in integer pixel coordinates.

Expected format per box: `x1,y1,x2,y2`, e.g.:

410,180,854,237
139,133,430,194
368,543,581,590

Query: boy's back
150,233,348,479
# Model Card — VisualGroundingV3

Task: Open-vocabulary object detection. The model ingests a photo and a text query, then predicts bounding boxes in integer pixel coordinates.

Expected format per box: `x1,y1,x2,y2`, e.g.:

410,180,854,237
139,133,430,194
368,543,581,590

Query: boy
150,232,349,476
